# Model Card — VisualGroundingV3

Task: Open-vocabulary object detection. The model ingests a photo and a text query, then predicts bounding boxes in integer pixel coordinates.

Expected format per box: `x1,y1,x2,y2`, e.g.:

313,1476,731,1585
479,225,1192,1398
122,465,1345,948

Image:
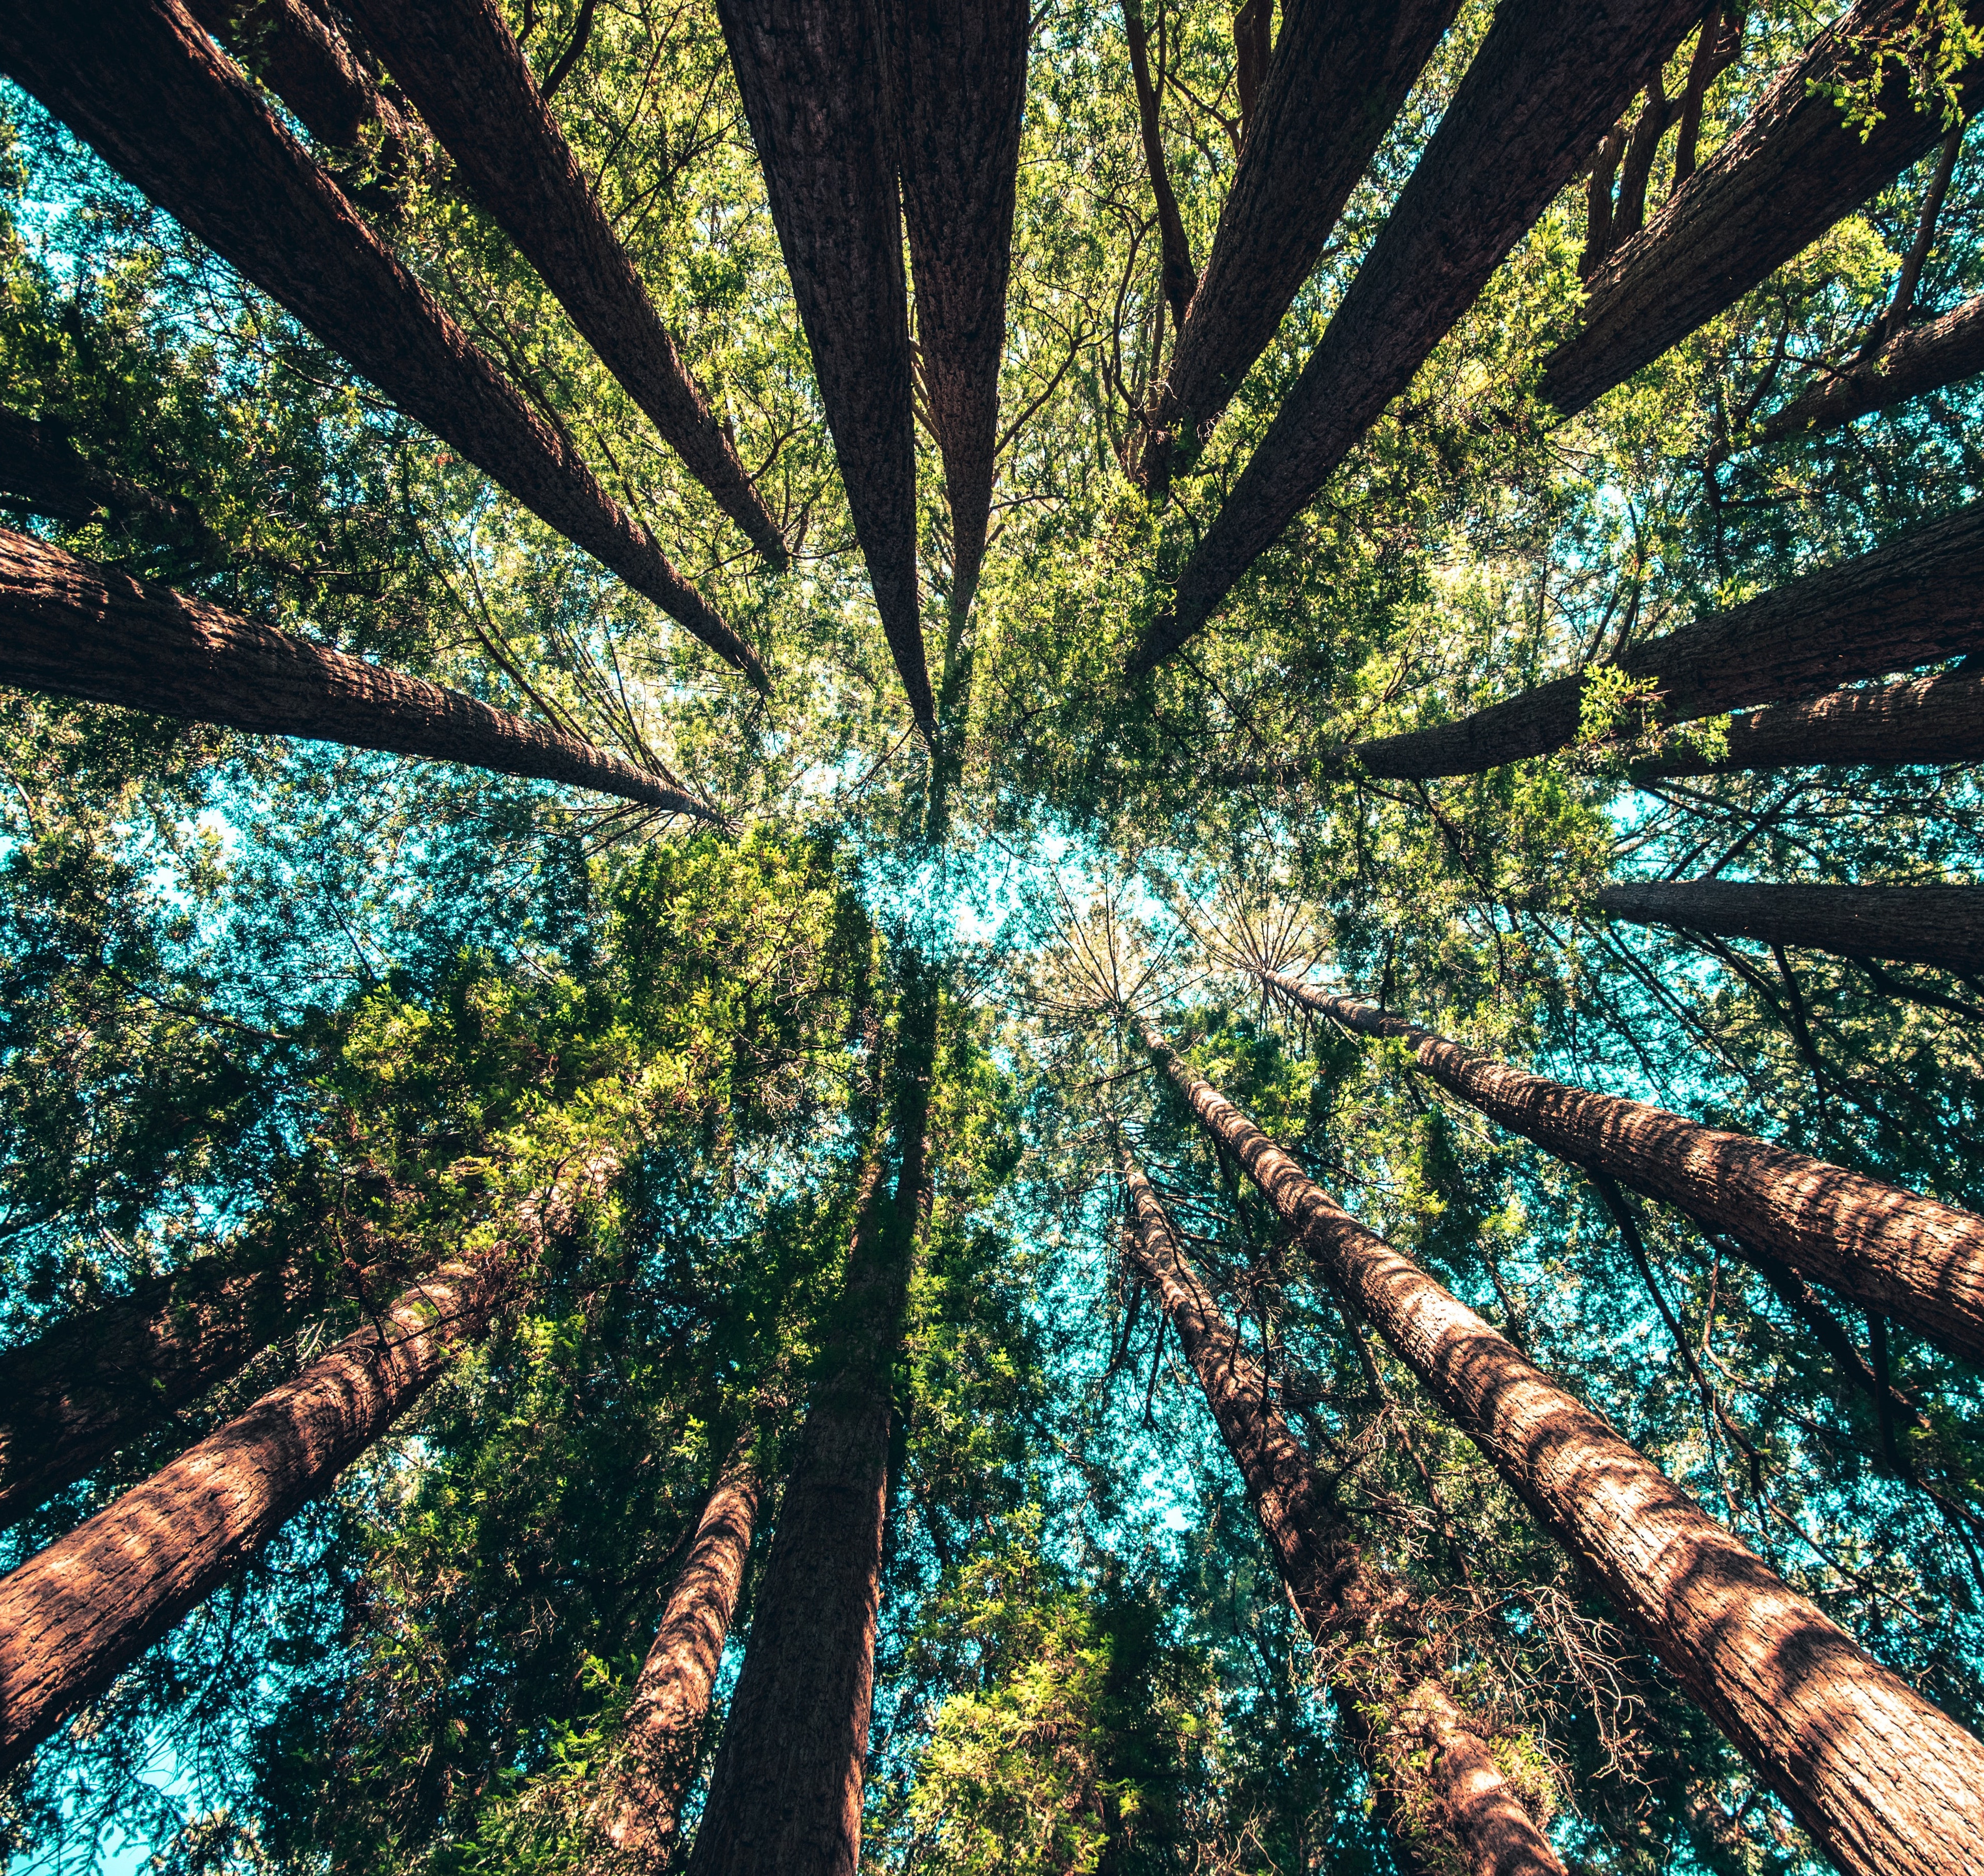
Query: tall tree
0,404,217,543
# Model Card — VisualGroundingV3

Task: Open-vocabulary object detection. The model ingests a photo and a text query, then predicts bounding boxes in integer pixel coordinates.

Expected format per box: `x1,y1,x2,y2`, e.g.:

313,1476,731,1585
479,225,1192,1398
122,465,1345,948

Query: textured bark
0,405,214,539
0,0,766,690
1539,0,1984,419
1132,1012,1984,1876
1350,501,1984,777
715,0,933,741
602,1429,767,1863
1596,878,1984,975
1750,293,1984,447
338,0,786,566
1255,968,1984,1368
1143,0,1460,467
0,527,724,825
0,1259,506,1774
880,0,1028,625
1121,1150,1566,1876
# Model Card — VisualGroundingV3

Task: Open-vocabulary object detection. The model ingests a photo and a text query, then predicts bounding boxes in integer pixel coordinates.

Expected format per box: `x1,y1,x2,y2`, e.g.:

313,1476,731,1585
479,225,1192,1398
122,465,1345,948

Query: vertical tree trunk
1135,0,1703,672
1121,1146,1566,1876
337,0,788,566
1130,1010,1984,1876
714,0,934,742
0,0,767,691
1750,293,1984,447
602,1428,767,1864
1121,0,1196,329
0,527,726,825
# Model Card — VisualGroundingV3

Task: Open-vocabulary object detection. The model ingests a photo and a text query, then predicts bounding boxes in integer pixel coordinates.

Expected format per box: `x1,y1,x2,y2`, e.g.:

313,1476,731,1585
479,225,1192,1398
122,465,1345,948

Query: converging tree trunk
0,405,216,541
1120,0,1196,330
0,527,726,825
1596,879,1984,977
0,0,767,690
1128,1010,1984,1876
1749,294,1984,448
337,0,786,566
714,0,933,742
1250,967,1984,1367
1121,1146,1567,1876
1539,0,1984,419
1132,0,1703,672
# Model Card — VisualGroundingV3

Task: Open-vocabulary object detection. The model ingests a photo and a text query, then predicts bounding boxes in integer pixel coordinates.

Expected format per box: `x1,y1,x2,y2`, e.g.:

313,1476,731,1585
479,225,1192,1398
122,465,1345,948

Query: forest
1,0,1982,1871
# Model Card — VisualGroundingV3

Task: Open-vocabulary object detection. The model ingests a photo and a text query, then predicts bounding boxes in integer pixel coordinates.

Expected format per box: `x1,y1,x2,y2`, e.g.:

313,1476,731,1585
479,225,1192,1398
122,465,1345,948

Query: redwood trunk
0,0,766,691
1121,1148,1565,1876
1539,0,1984,419
603,1429,767,1862
1133,0,1702,671
1751,294,1984,448
715,0,933,741
1256,968,1984,1367
1132,1011,1984,1876
0,405,213,538
0,527,724,825
1350,502,1984,777
0,1258,506,1774
338,0,786,566
1597,878,1984,975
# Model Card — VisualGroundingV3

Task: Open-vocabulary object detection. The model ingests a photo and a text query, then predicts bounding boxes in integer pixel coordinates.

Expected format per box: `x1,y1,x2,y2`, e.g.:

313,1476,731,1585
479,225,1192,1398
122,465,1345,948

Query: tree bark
0,527,726,825
0,405,216,541
1596,878,1984,975
1253,967,1984,1368
602,1427,767,1864
1121,1147,1566,1876
1121,0,1196,330
0,0,767,692
1539,0,1984,420
337,0,787,567
714,0,933,743
0,1258,508,1775
1348,500,1984,778
1135,0,1703,672
1130,1011,1984,1876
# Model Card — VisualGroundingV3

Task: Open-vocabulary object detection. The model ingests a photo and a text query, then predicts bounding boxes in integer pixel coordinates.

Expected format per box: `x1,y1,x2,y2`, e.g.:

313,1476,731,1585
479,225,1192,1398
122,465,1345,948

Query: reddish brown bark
1131,1011,1984,1876
1121,1148,1566,1876
0,527,725,825
602,1429,766,1863
1540,0,1984,419
0,0,767,690
1255,967,1984,1368
0,1258,507,1774
1750,293,1984,447
0,405,214,539
338,0,786,566
1596,878,1984,975
1134,0,1704,672
715,0,933,742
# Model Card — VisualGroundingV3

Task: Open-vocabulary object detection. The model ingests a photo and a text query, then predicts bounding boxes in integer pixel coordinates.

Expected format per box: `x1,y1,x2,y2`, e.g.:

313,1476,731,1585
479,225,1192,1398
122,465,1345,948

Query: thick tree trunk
337,0,786,567
1133,0,1703,672
1130,1011,1984,1876
0,0,767,691
0,405,214,540
1254,967,1984,1367
1596,878,1984,975
880,0,1028,627
1750,294,1984,448
602,1428,767,1863
1539,0,1984,419
1349,501,1984,777
0,527,725,825
0,1258,508,1775
1121,1148,1566,1876
714,0,933,742
1141,0,1460,481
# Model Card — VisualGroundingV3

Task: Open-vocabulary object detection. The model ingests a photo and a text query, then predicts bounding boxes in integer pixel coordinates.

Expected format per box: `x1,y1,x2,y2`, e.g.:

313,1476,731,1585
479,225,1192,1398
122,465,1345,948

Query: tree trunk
601,1427,767,1864
1253,967,1984,1367
714,0,933,743
880,0,1028,628
1121,0,1196,330
1121,1146,1566,1876
0,404,215,540
1596,878,1984,975
1130,1011,1984,1876
0,527,726,825
1141,0,1459,480
0,1258,509,1775
0,0,767,692
1349,500,1984,777
1539,0,1984,419
337,0,787,567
